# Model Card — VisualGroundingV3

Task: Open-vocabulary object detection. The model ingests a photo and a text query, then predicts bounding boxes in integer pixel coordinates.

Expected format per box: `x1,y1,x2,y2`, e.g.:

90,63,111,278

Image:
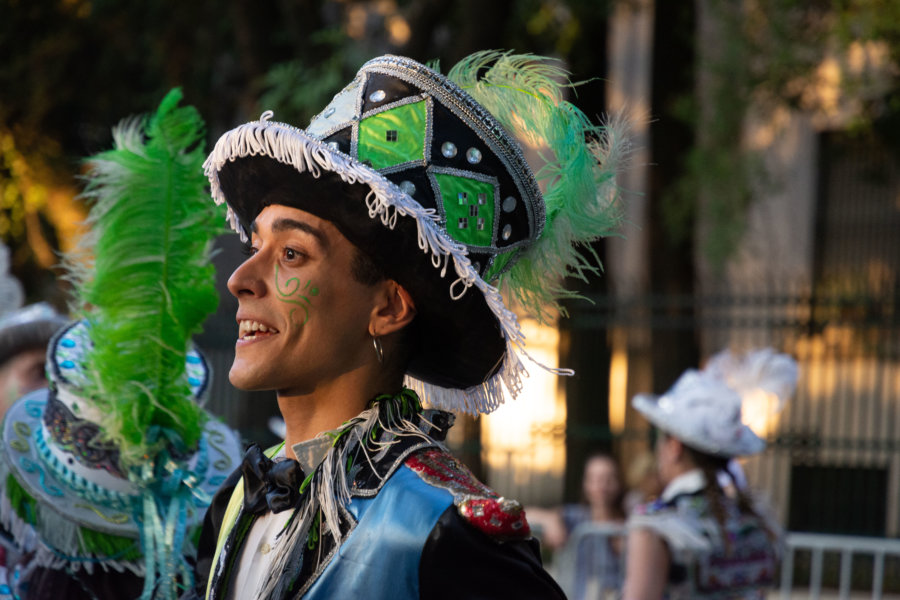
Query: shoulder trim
405,448,530,541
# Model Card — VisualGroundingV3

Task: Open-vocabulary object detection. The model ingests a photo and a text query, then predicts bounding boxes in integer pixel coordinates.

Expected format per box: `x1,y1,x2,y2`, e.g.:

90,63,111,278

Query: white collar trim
289,434,334,474
660,468,706,503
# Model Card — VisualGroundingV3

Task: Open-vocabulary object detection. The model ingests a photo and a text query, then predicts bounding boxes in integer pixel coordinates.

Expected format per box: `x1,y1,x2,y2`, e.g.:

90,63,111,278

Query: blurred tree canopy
665,0,900,270
0,0,613,302
2,0,899,292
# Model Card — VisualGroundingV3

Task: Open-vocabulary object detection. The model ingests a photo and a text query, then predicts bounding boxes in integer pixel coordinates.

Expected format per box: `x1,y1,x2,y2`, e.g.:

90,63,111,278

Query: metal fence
495,285,900,537
552,527,900,599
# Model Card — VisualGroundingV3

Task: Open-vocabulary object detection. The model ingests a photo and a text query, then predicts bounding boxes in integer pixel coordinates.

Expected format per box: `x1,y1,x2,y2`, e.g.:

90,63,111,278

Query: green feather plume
447,51,629,322
70,88,221,469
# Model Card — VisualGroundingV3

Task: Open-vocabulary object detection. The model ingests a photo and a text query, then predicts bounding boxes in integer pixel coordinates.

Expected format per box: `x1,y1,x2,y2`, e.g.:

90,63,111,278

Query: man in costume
0,90,242,599
192,52,629,599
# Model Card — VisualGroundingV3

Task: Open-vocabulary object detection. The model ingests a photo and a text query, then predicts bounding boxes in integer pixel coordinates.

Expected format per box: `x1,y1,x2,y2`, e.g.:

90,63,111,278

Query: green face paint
275,264,319,327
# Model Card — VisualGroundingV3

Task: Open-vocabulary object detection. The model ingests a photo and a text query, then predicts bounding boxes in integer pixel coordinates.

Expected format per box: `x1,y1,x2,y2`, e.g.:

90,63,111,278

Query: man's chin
228,366,272,391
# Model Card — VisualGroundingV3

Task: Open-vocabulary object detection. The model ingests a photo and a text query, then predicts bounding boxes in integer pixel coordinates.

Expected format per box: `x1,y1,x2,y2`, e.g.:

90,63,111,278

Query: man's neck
277,369,403,460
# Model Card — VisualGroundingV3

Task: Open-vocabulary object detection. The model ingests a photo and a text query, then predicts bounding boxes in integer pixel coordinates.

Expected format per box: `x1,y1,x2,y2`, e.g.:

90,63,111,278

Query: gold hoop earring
372,336,384,364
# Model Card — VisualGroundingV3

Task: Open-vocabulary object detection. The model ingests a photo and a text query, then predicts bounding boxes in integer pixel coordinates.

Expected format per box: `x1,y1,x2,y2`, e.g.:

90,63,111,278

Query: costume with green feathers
192,51,627,599
0,90,241,600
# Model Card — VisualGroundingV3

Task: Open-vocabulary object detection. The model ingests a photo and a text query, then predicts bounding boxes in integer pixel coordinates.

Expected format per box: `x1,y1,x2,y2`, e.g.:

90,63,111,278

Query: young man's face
227,204,384,395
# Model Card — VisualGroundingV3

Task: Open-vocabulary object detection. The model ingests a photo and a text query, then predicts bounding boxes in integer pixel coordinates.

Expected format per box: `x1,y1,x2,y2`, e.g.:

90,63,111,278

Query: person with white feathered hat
622,348,798,600
185,50,629,600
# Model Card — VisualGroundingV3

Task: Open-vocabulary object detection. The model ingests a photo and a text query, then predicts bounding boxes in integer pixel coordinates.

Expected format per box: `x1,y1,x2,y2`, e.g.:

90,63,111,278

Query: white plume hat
632,348,798,457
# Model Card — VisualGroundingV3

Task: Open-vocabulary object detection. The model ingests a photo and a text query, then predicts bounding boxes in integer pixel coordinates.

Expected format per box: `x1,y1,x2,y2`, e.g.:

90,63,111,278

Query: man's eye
284,248,300,260
241,244,258,257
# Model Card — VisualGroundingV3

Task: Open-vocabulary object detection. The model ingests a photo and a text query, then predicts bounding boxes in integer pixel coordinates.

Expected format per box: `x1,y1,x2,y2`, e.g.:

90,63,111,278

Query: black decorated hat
205,52,629,413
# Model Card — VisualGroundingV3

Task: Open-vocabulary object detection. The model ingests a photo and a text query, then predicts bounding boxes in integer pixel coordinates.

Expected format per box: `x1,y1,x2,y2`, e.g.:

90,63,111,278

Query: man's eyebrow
268,217,328,248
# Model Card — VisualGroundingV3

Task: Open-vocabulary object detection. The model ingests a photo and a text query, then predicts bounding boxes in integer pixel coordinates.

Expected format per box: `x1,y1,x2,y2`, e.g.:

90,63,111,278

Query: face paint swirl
275,264,319,327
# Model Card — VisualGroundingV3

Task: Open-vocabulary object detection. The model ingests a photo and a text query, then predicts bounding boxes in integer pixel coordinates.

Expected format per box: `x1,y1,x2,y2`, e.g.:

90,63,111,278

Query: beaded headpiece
205,51,628,414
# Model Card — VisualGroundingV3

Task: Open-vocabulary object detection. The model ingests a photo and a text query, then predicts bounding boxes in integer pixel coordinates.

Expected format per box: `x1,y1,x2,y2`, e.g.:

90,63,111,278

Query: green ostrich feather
71,89,221,469
447,51,629,322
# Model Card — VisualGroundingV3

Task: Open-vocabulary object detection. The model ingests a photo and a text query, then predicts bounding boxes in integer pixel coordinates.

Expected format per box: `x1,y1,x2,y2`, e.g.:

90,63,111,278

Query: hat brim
206,120,529,414
632,393,766,457
0,388,241,559
0,316,68,365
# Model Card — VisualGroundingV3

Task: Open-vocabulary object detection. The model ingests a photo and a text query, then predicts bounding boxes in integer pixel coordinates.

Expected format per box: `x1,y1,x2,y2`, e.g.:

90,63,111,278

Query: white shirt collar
289,434,334,474
660,468,706,503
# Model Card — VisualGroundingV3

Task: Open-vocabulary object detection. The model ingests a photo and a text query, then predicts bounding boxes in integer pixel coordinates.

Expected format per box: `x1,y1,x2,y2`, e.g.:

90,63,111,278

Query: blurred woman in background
530,452,627,599
622,348,797,600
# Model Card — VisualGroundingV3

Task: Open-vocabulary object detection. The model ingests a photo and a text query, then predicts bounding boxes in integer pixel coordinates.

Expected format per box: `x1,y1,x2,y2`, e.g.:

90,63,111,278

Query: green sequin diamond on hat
357,100,427,169
433,172,496,248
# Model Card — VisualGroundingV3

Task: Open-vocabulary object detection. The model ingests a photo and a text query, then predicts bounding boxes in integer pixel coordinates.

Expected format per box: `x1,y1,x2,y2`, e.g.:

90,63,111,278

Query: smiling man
190,52,628,600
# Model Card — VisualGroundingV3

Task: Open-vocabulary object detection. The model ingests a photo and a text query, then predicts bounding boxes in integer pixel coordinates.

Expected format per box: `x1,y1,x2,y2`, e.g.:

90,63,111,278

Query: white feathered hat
632,348,798,457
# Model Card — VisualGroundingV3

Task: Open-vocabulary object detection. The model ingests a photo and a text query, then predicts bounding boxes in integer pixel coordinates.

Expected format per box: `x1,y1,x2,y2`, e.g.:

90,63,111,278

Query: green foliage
667,0,900,270
259,30,368,127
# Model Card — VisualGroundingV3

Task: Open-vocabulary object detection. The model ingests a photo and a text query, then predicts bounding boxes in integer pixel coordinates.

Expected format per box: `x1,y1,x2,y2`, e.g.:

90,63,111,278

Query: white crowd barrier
551,527,900,599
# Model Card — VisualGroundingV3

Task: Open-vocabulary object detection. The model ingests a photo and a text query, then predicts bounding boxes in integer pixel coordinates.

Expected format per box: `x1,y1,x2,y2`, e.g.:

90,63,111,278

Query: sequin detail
406,448,530,540
441,141,457,158
400,180,417,196
466,147,482,164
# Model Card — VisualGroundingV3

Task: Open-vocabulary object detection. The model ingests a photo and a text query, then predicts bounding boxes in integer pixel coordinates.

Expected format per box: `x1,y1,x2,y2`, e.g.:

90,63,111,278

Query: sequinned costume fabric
186,390,565,600
628,470,778,600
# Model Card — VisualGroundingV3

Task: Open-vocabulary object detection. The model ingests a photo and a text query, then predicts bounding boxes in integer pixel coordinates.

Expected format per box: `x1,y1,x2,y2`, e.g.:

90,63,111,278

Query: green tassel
79,528,142,561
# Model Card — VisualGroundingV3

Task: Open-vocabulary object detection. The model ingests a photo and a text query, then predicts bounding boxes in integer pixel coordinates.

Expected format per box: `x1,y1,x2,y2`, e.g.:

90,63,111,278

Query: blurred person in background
530,452,627,599
623,348,798,600
0,244,67,411
622,450,662,515
0,246,67,599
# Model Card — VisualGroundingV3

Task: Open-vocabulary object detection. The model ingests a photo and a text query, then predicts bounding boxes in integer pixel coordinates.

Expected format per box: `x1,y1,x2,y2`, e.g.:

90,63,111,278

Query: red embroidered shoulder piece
406,448,531,541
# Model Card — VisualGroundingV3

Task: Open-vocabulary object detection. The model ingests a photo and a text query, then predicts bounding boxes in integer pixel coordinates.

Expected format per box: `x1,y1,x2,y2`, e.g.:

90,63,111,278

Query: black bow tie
240,444,305,515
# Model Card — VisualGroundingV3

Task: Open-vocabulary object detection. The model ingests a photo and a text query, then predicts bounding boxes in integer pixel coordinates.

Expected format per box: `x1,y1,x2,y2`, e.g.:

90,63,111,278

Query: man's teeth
239,320,279,338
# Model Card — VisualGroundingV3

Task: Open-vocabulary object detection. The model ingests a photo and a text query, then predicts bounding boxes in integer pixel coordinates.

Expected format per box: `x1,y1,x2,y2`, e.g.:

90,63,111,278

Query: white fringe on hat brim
0,474,144,577
204,114,569,415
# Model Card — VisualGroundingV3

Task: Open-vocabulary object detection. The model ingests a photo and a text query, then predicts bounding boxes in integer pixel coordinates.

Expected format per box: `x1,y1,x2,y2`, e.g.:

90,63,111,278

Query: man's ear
369,280,416,337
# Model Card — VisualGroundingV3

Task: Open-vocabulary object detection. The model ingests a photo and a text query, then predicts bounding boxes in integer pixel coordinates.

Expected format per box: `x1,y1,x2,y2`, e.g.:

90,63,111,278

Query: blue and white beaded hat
205,51,629,414
0,321,239,561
